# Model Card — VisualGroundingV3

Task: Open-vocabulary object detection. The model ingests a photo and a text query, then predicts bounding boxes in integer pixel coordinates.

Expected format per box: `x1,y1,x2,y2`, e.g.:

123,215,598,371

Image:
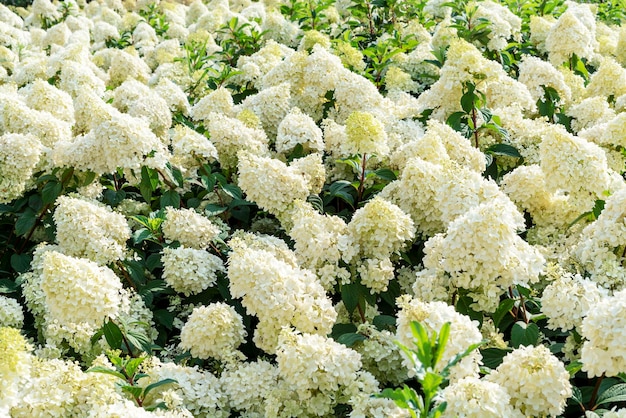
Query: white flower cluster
544,2,597,66
355,323,408,385
575,187,626,288
380,158,501,237
518,55,572,105
0,133,43,204
228,234,336,353
142,359,230,418
396,296,483,381
441,376,523,418
54,195,131,265
540,125,612,212
486,345,572,417
275,328,376,417
275,107,324,154
169,124,218,175
162,207,221,249
541,271,606,331
581,289,626,377
469,0,522,51
161,246,224,296
179,303,246,361
286,200,348,289
416,196,545,312
416,38,534,120
237,152,325,218
0,296,24,329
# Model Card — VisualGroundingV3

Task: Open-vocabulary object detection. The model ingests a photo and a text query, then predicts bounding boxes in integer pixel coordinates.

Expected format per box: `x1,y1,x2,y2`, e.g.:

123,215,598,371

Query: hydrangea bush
2,0,626,416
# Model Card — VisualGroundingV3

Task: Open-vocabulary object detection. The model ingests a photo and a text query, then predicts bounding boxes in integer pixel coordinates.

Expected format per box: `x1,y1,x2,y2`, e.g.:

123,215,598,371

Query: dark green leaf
140,166,159,203
492,298,516,329
42,180,62,205
373,168,397,181
15,208,37,237
221,184,243,200
446,111,466,133
160,190,181,209
154,309,174,330
82,170,97,187
86,366,126,381
455,295,483,324
571,386,584,406
0,279,18,294
103,189,126,206
511,321,539,348
341,283,361,314
480,348,512,369
205,204,228,216
337,332,367,347
103,321,124,349
10,253,32,273
486,143,521,158
373,315,396,330
145,253,162,271
143,378,177,397
132,229,153,245
122,385,144,399
331,323,358,339
596,383,626,406
125,330,153,354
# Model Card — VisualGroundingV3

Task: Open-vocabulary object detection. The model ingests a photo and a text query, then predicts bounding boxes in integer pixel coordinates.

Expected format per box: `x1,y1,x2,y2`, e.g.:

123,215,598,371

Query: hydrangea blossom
0,296,24,329
161,246,224,296
396,296,483,381
162,207,221,249
486,345,572,417
228,235,336,353
0,133,42,204
179,303,246,361
54,196,131,265
416,196,545,312
441,376,523,418
275,107,324,154
40,251,123,327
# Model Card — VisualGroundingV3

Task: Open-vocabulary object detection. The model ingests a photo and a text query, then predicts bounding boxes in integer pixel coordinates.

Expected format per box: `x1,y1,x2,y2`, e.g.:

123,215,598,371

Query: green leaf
567,360,583,376
596,383,626,406
42,180,62,205
480,348,511,369
421,371,444,394
103,189,126,206
103,321,124,349
341,283,361,314
132,228,153,245
140,166,159,203
492,298,516,329
154,309,174,330
160,190,181,209
124,357,146,378
571,386,585,407
86,366,126,381
143,378,177,397
125,329,153,354
373,315,396,330
10,253,32,273
145,253,162,271
221,184,243,200
446,111,467,133
336,332,367,347
15,208,37,237
486,143,522,158
122,385,144,399
455,295,482,324
373,168,397,181
205,204,228,216
510,321,539,348
0,279,18,294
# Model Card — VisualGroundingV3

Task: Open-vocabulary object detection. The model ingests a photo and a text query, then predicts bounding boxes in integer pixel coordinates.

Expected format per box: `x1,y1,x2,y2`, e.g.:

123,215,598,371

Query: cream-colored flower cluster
581,289,626,377
161,246,224,296
54,195,131,265
0,133,43,204
486,345,572,417
228,234,336,353
441,376,523,418
162,207,221,249
179,303,246,361
396,296,483,381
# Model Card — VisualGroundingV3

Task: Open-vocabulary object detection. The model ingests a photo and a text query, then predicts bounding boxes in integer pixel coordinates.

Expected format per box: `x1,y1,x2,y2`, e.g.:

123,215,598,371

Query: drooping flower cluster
0,133,42,204
162,207,221,249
